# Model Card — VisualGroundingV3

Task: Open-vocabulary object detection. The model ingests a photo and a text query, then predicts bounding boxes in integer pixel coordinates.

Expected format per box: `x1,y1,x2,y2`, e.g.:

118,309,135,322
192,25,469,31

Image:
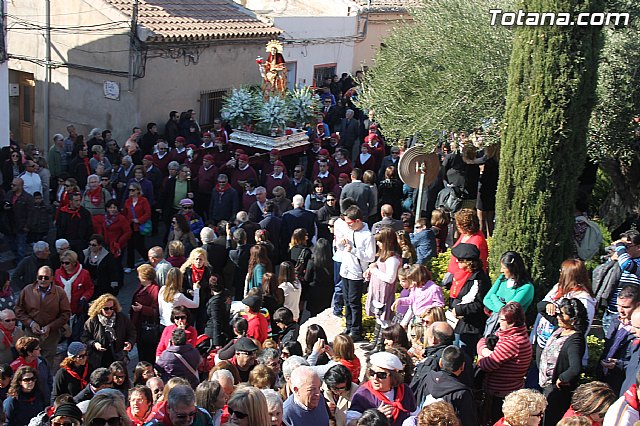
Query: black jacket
202,242,228,276
11,255,52,290
51,363,87,404
227,241,250,300
450,270,491,335
81,312,136,369
597,315,636,395
423,371,477,426
82,248,123,298
183,266,212,335
56,206,93,250
442,152,480,201
204,290,231,346
549,331,586,390
410,344,474,406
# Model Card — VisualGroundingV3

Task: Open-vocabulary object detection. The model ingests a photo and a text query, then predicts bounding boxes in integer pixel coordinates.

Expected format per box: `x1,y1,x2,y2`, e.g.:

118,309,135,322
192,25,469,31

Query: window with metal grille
313,64,337,88
199,89,228,128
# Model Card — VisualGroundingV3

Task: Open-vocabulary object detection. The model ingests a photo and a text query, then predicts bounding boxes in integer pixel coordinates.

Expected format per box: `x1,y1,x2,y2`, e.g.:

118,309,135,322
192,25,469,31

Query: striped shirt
477,324,532,397
607,243,640,313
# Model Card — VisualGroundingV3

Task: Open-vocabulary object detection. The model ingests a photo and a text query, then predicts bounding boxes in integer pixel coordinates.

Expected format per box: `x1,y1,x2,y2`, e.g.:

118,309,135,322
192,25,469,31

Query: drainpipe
44,0,51,151
128,0,138,91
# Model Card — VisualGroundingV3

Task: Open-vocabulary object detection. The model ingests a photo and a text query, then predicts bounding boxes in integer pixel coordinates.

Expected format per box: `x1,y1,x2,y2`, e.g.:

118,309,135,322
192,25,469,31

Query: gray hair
236,211,249,223
87,174,100,183
55,239,69,250
233,228,247,243
168,384,195,409
292,194,304,208
200,227,216,244
282,355,309,380
290,366,318,389
89,128,102,138
0,309,15,321
257,348,279,364
168,161,180,170
210,369,234,384
33,241,49,254
260,389,283,412
255,186,267,195
122,155,132,164
148,246,164,259
53,134,64,142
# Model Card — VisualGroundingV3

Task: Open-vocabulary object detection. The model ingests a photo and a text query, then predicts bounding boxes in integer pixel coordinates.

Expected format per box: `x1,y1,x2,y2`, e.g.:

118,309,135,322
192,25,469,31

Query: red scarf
83,157,91,175
60,205,81,219
87,186,103,207
65,363,89,388
0,323,13,349
450,271,472,299
625,384,640,411
191,266,205,284
216,182,231,193
362,380,408,422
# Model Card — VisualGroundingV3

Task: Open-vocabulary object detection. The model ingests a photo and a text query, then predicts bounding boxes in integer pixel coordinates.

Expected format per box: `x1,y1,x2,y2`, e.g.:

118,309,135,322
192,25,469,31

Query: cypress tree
490,0,602,293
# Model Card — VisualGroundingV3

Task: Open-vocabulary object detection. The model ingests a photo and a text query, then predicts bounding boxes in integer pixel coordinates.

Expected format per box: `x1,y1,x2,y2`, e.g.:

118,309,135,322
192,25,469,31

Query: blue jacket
410,229,436,264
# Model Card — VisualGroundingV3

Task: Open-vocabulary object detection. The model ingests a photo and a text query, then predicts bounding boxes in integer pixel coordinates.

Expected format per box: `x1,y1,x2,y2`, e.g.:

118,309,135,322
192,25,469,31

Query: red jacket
246,313,268,343
155,324,198,358
93,213,132,257
54,264,94,314
123,196,151,232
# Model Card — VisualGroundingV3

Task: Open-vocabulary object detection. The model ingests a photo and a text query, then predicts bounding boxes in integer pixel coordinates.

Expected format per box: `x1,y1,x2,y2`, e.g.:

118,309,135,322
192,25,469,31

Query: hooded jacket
422,371,477,426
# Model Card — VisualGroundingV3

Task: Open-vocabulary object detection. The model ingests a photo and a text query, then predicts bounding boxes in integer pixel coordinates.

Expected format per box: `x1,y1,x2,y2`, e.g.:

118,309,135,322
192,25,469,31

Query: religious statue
257,40,287,97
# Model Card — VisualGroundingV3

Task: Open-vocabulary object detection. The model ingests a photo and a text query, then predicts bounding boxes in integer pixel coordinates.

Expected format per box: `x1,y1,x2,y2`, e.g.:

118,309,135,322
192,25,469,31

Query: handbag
130,204,152,236
140,321,161,346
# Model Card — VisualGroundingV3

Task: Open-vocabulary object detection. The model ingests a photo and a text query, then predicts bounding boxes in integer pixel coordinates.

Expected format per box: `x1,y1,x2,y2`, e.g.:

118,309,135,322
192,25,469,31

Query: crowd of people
0,86,637,426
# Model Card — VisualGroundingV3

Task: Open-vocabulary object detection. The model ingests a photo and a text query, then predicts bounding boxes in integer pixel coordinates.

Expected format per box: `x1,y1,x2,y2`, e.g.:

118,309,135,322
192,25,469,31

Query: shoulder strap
173,352,199,380
130,204,137,220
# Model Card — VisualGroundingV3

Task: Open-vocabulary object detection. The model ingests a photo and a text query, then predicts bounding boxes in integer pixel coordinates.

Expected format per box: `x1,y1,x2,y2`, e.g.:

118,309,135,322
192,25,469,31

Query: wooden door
19,74,35,146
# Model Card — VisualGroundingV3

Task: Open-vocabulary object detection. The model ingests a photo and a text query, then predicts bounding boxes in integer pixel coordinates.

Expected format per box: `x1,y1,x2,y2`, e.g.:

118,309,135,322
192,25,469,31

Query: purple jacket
156,344,202,389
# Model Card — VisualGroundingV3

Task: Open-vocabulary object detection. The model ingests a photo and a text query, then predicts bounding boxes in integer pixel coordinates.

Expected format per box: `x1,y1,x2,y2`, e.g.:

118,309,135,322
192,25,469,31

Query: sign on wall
103,81,120,100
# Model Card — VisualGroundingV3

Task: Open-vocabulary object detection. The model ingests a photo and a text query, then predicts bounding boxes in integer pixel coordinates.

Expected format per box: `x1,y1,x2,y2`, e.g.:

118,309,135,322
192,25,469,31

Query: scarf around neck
104,212,118,227
87,186,103,207
65,362,89,388
362,381,407,422
625,384,640,411
191,266,205,284
60,205,81,219
98,313,117,344
0,323,13,348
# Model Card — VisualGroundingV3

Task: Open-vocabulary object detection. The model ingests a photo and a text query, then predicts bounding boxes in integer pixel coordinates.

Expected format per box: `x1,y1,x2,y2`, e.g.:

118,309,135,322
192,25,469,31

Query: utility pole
0,0,8,147
128,0,138,91
44,0,51,151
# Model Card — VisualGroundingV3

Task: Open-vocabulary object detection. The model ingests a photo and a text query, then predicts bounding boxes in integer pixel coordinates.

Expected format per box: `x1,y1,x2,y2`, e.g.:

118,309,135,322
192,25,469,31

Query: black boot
361,323,380,351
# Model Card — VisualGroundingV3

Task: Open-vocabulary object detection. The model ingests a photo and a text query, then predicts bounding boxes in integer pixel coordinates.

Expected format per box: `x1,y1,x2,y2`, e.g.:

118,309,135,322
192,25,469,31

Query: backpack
575,216,603,261
294,247,310,282
591,260,622,309
436,185,465,213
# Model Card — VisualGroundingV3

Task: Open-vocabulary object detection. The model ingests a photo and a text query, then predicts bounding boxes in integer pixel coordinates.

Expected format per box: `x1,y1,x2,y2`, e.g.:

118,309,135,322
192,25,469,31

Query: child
216,317,248,361
410,218,437,264
332,334,361,384
392,266,412,325
273,307,299,347
392,264,444,329
241,294,269,343
430,208,450,254
277,261,302,322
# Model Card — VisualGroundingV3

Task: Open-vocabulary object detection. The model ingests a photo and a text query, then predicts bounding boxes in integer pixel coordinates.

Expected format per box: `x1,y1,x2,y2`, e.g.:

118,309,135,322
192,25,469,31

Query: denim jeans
342,277,364,337
8,232,27,261
332,261,343,315
602,310,616,337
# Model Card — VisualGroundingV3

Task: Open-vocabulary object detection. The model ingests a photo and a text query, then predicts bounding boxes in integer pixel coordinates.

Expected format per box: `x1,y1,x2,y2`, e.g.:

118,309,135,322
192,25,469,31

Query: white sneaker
124,268,132,273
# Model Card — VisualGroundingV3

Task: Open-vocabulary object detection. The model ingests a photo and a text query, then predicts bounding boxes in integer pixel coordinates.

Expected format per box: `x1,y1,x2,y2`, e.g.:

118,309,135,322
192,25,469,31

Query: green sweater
483,274,534,313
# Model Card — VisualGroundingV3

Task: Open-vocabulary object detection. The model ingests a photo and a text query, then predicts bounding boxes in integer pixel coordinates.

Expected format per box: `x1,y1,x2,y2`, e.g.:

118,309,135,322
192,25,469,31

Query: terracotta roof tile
355,0,421,11
104,0,281,42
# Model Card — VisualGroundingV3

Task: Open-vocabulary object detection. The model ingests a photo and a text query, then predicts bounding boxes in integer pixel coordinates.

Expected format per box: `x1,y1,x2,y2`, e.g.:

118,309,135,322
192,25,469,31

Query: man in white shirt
337,205,375,341
20,160,43,196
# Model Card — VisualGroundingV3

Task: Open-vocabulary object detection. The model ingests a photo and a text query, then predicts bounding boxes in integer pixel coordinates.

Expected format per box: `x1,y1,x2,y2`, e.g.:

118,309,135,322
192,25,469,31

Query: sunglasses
52,421,80,426
128,188,137,191
173,410,197,420
181,206,193,209
331,384,347,392
21,376,36,382
327,198,336,202
102,306,115,312
113,374,126,380
90,417,121,426
228,407,248,419
174,316,187,321
89,243,99,247
3,319,16,323
531,412,544,418
61,261,71,265
369,369,389,380
37,275,51,280
75,353,87,359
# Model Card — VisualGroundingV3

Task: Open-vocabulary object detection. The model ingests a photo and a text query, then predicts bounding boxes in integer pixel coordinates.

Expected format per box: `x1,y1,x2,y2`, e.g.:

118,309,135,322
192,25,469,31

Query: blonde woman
81,293,135,369
495,389,547,426
158,267,199,327
227,385,271,426
85,391,132,426
181,247,212,333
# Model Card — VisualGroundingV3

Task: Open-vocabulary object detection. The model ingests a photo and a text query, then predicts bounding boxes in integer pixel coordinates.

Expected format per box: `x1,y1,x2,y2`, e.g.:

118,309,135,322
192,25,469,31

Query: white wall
274,16,357,86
